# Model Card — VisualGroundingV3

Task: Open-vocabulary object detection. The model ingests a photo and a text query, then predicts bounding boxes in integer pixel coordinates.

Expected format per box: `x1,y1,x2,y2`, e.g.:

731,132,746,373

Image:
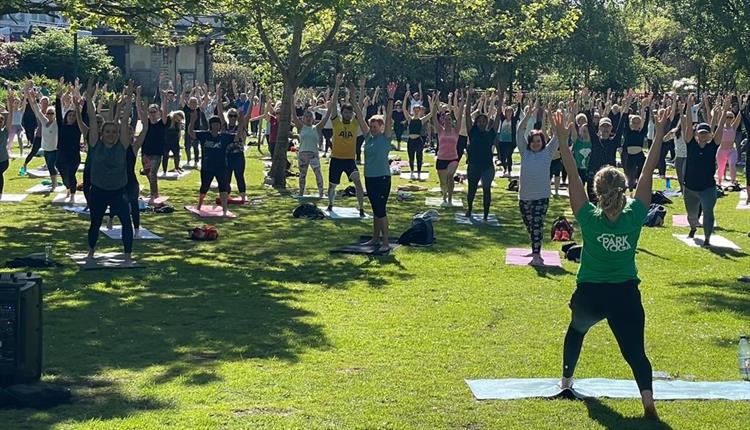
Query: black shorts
365,175,391,218
550,159,563,177
200,168,229,194
250,120,259,134
436,159,459,170
329,158,358,185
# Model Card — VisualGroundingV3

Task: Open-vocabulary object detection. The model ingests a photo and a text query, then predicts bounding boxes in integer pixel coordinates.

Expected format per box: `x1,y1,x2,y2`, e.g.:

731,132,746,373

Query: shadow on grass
584,398,673,430
673,278,750,316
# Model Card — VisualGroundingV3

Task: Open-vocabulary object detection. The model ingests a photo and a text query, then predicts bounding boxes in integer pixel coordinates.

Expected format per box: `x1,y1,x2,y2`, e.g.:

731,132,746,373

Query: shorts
436,159,459,170
328,158,358,185
200,168,230,194
43,150,58,175
365,175,391,218
550,158,563,177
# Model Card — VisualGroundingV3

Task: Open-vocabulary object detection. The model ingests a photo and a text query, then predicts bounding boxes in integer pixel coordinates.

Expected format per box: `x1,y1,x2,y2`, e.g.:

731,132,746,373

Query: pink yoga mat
185,205,236,218
672,214,712,228
505,248,562,267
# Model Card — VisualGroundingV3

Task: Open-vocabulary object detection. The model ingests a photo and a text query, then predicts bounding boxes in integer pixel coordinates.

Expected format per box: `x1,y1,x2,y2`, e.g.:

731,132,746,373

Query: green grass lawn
0,142,748,429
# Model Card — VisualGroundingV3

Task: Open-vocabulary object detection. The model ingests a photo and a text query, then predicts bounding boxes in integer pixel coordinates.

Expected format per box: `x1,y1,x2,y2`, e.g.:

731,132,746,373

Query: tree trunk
270,76,298,189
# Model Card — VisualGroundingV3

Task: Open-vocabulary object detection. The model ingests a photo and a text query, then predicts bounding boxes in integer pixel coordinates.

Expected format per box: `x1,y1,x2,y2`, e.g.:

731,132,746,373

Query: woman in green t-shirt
551,106,672,422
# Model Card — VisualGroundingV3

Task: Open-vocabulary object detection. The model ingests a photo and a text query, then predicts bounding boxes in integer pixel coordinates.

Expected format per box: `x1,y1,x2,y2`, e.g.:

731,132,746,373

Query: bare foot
377,244,391,253
362,239,379,246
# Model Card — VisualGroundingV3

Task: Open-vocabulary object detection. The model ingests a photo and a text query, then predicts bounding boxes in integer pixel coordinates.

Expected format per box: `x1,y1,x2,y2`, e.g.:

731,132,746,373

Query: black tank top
408,119,422,135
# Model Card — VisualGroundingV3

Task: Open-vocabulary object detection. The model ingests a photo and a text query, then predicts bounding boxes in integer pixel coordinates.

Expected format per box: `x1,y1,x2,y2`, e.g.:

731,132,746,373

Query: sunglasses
149,110,158,114
45,112,55,116
228,114,238,118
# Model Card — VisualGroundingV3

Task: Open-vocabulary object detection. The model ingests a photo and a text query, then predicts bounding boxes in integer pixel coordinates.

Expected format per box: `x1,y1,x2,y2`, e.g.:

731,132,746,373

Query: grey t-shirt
517,130,559,201
90,142,127,190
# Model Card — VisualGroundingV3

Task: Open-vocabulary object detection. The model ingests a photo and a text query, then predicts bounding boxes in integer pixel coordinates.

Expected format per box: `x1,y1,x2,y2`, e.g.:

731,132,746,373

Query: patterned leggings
519,198,549,254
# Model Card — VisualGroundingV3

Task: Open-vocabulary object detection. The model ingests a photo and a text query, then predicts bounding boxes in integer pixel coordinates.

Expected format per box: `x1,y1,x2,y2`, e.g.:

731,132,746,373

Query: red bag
189,224,218,241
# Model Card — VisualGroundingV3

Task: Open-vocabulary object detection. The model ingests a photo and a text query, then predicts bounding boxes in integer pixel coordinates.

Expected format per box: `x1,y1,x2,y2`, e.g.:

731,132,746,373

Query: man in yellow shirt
328,94,365,216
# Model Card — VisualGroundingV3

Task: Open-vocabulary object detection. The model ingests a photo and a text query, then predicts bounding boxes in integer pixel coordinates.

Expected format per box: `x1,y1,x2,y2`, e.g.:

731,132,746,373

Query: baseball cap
599,117,612,127
695,123,711,133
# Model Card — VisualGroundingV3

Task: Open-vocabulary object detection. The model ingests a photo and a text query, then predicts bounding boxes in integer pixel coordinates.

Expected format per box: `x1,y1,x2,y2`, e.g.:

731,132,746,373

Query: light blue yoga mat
466,378,750,401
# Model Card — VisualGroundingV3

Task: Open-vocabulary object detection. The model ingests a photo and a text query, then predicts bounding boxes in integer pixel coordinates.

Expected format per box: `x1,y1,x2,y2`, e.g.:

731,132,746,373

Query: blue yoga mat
466,378,750,400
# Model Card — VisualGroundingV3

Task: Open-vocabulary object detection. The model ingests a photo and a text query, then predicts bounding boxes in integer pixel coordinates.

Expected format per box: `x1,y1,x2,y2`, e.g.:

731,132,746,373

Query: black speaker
0,273,42,386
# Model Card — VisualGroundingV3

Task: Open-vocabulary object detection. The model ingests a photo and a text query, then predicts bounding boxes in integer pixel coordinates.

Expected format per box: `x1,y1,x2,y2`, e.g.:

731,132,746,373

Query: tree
226,1,379,188
13,28,115,81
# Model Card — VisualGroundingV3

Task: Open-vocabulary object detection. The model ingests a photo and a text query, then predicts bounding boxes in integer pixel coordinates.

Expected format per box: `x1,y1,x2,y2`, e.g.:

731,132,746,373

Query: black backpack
651,191,672,205
643,204,667,227
293,203,325,220
550,216,574,240
398,216,435,246
562,242,582,262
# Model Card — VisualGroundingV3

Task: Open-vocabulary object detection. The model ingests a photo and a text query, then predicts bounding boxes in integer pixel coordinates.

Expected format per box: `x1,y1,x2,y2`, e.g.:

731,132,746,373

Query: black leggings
498,140,515,173
624,151,645,191
466,164,494,217
563,280,653,392
322,129,333,154
227,153,246,194
0,160,8,194
23,136,41,166
57,155,81,193
365,175,391,218
108,181,140,230
185,135,200,164
407,137,425,173
356,135,365,163
88,186,133,254
162,142,181,173
657,141,675,176
457,135,468,162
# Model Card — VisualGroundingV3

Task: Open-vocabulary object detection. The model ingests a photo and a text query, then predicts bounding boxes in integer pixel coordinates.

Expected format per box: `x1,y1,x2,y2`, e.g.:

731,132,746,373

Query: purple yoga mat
505,248,562,267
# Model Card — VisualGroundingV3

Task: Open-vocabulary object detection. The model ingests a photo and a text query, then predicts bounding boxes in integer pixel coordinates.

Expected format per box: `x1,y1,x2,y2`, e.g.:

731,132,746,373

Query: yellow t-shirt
331,117,359,159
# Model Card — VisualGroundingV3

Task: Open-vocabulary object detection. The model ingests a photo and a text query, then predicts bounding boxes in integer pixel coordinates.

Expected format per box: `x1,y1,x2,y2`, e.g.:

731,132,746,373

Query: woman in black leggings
56,80,86,203
401,83,433,180
84,81,147,262
553,106,672,421
464,88,501,222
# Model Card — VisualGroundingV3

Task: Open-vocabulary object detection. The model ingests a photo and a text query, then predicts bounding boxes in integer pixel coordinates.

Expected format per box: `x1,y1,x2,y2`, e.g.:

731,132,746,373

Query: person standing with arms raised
554,105,673,421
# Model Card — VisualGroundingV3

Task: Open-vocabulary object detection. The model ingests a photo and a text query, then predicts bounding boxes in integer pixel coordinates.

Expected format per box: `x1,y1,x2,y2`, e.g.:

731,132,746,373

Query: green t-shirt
575,198,647,284
572,139,591,170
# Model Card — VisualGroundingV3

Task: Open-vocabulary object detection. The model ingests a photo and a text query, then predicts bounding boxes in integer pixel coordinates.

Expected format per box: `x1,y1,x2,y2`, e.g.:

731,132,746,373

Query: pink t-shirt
437,130,459,160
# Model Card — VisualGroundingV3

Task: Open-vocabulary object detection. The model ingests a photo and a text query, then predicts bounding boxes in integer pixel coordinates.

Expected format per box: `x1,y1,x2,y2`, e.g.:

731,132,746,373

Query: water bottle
740,336,750,381
665,178,671,189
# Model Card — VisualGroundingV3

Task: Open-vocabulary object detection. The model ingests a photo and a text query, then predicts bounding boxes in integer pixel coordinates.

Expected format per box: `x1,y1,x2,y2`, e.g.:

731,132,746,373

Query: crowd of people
1,74,749,421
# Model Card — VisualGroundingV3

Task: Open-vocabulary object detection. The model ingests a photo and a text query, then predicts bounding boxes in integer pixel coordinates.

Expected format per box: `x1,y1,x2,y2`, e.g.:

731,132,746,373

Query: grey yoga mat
465,378,750,401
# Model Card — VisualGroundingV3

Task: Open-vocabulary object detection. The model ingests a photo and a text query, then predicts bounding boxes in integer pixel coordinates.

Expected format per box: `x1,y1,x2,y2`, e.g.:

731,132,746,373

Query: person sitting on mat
353,81,396,252
327,76,366,216
516,98,559,266
188,85,247,217
553,105,673,421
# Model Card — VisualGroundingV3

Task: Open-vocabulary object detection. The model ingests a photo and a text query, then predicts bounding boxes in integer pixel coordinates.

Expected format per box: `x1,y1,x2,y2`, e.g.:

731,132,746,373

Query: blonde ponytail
594,166,627,216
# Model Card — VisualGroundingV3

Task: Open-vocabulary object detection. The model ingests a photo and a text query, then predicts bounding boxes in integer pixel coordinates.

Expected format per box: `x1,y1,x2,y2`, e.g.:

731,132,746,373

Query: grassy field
0,140,748,430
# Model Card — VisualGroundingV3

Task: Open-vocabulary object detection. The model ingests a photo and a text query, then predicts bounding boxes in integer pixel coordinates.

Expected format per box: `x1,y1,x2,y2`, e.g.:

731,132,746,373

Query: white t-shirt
41,122,58,151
